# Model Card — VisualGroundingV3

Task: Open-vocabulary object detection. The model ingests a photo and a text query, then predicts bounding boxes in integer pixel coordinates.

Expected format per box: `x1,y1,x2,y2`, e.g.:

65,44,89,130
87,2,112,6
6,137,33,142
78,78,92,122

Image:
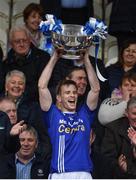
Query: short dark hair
121,71,136,86
56,79,78,95
117,39,136,67
23,3,43,23
67,67,86,79
20,125,38,142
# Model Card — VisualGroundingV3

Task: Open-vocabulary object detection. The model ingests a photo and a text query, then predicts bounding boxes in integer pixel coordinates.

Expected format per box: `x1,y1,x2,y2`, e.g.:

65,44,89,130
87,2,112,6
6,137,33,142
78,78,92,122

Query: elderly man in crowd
2,26,50,102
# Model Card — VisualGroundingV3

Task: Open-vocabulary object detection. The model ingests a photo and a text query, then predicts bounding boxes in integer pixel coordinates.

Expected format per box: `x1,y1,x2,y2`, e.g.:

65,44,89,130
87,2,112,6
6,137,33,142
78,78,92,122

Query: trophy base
61,50,82,60
62,54,80,60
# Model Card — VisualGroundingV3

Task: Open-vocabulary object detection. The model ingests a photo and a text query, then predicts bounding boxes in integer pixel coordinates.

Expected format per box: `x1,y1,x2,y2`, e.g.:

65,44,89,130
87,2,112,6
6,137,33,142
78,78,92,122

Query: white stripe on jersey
58,135,65,173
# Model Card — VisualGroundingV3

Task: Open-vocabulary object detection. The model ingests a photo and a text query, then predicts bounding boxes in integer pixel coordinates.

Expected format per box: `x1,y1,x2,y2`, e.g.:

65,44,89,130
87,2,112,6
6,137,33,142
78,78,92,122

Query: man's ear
35,140,38,149
56,94,61,103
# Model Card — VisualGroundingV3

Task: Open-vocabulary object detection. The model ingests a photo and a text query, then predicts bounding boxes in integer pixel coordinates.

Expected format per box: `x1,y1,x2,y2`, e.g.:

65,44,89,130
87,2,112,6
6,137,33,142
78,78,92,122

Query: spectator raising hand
10,120,27,136
128,127,136,146
128,127,136,158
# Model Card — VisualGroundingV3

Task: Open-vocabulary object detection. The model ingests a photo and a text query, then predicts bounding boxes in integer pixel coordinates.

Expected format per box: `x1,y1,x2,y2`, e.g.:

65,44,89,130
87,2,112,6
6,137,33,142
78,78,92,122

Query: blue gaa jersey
43,103,95,173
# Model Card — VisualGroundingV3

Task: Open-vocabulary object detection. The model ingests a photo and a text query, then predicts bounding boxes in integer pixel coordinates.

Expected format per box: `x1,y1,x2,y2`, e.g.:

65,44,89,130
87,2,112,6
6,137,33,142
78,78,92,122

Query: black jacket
0,111,19,157
0,111,11,156
101,117,136,179
3,44,50,102
0,152,51,179
15,95,52,157
0,62,4,94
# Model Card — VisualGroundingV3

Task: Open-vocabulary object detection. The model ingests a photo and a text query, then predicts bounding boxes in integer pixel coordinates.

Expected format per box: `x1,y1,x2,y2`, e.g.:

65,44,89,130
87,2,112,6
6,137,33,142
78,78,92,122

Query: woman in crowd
106,39,136,93
23,3,50,54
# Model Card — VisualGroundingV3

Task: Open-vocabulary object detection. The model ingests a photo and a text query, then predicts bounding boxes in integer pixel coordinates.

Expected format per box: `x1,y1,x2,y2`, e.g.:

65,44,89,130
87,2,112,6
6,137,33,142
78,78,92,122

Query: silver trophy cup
51,24,92,59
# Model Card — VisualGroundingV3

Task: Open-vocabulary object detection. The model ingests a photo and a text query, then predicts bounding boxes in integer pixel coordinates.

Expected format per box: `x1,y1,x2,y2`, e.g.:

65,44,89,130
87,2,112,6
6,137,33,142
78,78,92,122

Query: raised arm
38,50,60,111
83,51,100,110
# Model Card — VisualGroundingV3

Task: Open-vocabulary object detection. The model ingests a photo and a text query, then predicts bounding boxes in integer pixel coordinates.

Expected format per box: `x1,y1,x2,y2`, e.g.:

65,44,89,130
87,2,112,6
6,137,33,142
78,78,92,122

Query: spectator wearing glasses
2,26,50,102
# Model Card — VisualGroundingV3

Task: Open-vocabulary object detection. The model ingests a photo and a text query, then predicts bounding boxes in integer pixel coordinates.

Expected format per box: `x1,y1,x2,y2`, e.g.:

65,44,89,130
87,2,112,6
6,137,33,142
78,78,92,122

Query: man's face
126,106,136,128
18,131,37,159
11,31,31,56
0,100,17,124
5,75,25,99
57,84,78,112
70,70,87,96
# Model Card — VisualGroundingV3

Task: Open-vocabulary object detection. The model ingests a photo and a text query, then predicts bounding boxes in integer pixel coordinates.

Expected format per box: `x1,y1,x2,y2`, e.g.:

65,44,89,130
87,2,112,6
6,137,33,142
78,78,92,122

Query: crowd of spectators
0,1,136,179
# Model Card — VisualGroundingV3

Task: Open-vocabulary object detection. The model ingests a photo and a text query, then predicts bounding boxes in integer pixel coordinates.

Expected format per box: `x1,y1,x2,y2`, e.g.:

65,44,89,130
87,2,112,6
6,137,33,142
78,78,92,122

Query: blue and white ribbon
83,17,107,42
39,14,63,55
83,17,108,81
39,14,62,34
